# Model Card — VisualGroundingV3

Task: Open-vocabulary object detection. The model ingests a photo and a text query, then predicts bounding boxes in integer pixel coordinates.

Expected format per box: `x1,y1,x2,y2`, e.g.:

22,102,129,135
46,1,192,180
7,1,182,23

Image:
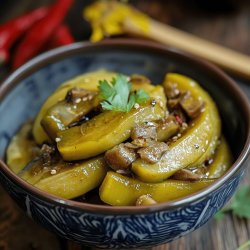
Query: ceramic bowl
0,40,249,249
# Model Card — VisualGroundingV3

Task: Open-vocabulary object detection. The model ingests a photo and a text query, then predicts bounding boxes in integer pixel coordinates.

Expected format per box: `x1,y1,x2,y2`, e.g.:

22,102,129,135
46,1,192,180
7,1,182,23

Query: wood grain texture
0,1,250,250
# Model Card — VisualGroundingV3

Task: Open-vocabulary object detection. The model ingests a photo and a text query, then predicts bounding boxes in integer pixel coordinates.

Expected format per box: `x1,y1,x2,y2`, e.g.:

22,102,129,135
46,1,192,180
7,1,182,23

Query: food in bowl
6,69,232,206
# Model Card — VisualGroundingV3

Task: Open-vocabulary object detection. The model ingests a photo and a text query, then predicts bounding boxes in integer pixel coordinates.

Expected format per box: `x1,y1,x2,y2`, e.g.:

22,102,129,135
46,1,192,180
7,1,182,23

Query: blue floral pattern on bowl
0,169,243,248
0,41,249,248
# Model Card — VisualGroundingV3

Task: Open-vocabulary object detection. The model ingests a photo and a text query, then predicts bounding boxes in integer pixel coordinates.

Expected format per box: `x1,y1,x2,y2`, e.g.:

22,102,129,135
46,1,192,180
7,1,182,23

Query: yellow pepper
33,156,107,199
6,122,39,174
99,172,214,206
33,70,117,144
206,136,232,178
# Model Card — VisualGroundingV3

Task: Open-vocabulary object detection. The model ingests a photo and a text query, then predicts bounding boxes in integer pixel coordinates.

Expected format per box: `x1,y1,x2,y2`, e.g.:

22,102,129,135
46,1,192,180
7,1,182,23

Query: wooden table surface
0,1,250,250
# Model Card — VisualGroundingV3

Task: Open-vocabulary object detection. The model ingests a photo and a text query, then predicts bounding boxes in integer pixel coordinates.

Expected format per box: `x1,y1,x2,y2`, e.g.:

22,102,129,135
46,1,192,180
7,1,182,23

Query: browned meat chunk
180,91,204,119
131,122,157,147
124,142,140,149
40,144,57,165
131,138,151,148
137,141,168,163
105,143,138,170
168,97,181,109
131,122,157,140
157,115,180,142
171,169,203,181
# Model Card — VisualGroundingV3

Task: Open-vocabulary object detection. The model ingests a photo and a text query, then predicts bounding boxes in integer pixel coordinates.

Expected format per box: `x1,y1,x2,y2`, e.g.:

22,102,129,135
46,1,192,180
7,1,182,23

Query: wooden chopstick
124,18,250,79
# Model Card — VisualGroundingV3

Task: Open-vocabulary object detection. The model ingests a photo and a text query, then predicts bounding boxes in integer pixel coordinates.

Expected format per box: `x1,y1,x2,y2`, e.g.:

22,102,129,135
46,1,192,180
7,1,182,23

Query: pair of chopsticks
84,1,250,80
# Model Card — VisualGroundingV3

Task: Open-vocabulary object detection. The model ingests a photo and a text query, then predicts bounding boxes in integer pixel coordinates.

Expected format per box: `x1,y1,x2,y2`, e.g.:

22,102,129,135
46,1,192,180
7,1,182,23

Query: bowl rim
0,39,250,214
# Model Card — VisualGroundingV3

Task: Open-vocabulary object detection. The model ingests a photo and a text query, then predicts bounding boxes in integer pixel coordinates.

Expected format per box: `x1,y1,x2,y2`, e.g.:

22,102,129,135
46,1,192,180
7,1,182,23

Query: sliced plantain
57,86,166,161
99,172,214,206
132,73,221,182
33,70,117,144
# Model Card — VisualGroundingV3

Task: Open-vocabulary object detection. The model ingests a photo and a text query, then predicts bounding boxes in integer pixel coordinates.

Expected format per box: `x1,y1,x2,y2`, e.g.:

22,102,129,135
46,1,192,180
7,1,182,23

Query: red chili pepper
12,0,74,69
0,7,49,64
46,25,74,49
175,115,183,125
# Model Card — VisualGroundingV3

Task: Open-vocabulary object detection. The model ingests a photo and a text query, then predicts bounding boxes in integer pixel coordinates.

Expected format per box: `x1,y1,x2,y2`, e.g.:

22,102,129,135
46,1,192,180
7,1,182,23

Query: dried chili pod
0,6,49,64
12,0,74,69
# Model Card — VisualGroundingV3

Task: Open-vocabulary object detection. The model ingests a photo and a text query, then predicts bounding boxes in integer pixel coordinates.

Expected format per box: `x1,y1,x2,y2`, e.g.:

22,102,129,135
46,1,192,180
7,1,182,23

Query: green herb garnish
214,185,250,249
214,185,250,220
236,240,250,250
98,74,150,112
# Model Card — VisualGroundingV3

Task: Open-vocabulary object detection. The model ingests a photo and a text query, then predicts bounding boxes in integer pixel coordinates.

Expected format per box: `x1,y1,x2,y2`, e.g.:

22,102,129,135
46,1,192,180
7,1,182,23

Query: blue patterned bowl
0,40,249,249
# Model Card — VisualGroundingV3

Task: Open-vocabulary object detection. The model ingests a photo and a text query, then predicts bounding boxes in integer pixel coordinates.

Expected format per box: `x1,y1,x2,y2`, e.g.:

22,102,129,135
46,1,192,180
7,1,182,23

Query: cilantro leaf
100,101,114,111
214,185,250,220
126,93,136,112
236,240,250,250
112,75,131,108
98,74,150,112
134,89,150,104
231,185,250,218
214,210,225,220
98,79,115,100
